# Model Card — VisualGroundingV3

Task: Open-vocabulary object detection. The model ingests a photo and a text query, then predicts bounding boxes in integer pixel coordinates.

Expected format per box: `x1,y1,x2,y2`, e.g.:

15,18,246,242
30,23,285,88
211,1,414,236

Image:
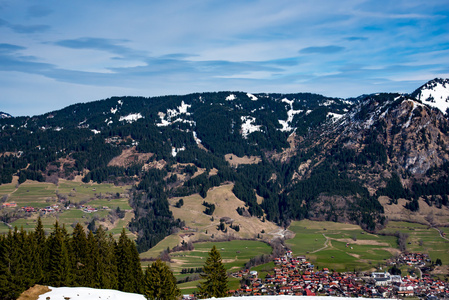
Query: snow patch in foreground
37,287,395,300
38,286,145,300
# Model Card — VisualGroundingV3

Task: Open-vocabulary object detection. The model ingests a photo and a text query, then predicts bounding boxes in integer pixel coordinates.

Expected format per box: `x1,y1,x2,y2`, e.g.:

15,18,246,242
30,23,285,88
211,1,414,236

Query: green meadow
286,219,397,272
166,240,271,294
379,221,449,265
0,179,133,235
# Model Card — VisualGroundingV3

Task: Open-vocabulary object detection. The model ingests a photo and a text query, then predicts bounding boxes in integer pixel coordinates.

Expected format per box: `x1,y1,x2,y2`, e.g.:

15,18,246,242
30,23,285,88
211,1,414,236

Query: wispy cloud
0,43,26,53
54,37,144,58
0,18,50,33
299,46,345,54
344,37,368,41
26,5,53,18
0,0,448,116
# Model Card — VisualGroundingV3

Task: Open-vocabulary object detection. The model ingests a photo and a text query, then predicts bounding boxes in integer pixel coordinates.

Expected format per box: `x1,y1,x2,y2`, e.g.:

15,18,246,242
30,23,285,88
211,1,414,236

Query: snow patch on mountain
169,101,191,117
414,79,449,114
157,101,193,127
172,146,185,157
247,93,258,101
193,131,202,144
327,112,344,121
403,99,425,129
119,113,143,123
226,94,236,101
321,99,336,106
279,98,303,132
0,111,12,119
110,100,123,114
241,116,262,138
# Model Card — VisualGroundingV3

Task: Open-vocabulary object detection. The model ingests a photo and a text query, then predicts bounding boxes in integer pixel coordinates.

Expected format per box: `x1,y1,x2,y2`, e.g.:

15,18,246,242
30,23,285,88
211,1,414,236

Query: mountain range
1,78,448,252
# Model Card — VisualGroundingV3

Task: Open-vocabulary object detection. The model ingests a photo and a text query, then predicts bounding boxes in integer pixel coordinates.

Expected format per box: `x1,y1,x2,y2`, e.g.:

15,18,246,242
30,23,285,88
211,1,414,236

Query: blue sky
1,0,448,117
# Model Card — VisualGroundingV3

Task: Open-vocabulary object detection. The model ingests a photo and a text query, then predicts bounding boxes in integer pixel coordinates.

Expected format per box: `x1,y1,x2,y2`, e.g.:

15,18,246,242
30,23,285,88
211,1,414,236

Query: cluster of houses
224,251,448,299
393,252,431,267
81,205,98,213
1,202,17,208
9,203,99,214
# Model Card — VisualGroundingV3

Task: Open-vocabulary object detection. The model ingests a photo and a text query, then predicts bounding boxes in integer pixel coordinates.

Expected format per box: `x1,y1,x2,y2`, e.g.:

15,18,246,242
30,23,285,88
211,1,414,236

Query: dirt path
433,227,449,241
311,233,330,253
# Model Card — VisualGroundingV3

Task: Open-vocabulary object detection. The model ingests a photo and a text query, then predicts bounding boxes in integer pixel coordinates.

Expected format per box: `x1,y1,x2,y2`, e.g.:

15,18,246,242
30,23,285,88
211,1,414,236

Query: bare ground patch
335,238,390,246
169,183,280,242
108,147,153,167
347,253,361,259
225,154,261,167
18,285,51,300
379,196,449,225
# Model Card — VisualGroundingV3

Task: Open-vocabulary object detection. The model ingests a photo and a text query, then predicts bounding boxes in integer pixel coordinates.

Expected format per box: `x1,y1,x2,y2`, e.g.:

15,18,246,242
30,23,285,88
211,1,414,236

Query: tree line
0,219,143,299
0,218,230,300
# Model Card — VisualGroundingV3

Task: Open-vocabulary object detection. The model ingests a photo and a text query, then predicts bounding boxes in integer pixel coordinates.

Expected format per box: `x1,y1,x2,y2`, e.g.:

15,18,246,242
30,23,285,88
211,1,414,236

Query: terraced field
0,179,133,236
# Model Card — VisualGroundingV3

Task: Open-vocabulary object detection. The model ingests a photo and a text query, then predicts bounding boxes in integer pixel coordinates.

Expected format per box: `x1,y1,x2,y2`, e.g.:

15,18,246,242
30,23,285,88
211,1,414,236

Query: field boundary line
311,233,329,253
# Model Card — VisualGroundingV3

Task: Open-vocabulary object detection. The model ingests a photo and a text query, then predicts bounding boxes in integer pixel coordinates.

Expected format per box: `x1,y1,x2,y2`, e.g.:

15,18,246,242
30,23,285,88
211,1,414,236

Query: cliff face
342,96,449,176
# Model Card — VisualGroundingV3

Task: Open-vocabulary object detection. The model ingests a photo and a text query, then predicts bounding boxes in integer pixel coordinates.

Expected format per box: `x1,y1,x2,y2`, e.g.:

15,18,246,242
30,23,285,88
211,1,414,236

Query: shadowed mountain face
1,79,448,251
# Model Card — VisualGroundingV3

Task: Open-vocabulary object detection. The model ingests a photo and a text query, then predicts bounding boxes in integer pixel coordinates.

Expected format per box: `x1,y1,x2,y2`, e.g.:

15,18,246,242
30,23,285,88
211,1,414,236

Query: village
2,202,100,214
225,251,448,299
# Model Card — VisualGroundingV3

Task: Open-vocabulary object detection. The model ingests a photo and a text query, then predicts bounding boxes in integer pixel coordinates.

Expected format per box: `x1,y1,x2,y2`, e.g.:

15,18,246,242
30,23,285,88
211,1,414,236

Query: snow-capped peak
412,78,449,114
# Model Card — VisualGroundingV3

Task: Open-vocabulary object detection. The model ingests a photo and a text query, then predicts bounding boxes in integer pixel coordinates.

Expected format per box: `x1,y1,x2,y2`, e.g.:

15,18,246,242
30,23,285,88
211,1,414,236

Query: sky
1,0,448,117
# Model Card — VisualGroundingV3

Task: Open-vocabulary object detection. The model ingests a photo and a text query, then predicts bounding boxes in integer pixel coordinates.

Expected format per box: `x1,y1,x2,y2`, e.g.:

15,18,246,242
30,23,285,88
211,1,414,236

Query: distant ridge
0,111,12,119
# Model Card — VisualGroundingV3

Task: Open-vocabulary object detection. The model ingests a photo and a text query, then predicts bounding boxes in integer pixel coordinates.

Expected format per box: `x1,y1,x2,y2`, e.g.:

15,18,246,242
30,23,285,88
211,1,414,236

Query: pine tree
44,221,72,286
0,230,24,299
70,223,88,286
95,226,118,289
198,245,228,298
31,217,46,283
143,259,180,300
116,228,143,293
86,230,101,287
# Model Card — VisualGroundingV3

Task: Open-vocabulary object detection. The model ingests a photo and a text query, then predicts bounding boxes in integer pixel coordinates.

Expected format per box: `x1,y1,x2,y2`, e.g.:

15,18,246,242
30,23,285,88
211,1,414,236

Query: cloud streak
299,46,345,54
0,0,448,116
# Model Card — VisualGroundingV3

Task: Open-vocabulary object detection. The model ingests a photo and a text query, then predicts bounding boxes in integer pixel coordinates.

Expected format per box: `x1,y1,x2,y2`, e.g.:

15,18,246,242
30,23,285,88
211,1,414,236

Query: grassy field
166,240,271,295
286,220,398,272
169,240,272,274
0,179,133,235
285,220,449,272
379,221,449,265
1,179,131,207
177,277,241,295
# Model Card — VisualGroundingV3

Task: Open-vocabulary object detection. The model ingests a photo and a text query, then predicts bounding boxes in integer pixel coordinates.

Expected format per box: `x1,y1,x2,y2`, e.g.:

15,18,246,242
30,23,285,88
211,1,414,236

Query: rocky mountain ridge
1,79,449,250
0,111,12,119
